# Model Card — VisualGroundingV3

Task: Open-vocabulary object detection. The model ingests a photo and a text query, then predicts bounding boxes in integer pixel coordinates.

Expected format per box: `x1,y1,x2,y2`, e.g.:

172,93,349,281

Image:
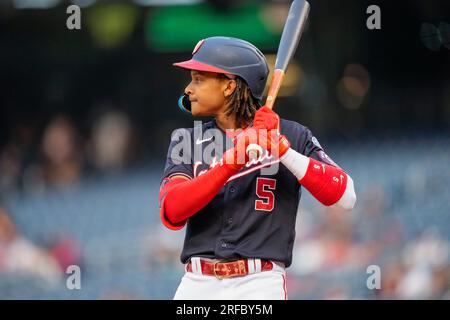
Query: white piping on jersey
168,172,192,180
226,159,281,183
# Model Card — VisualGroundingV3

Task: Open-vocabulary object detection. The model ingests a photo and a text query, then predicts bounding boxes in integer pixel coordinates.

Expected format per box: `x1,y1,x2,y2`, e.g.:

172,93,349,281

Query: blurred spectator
35,116,84,190
290,173,449,300
0,144,22,195
395,228,449,299
0,122,38,194
145,225,184,267
291,205,360,275
323,285,350,300
0,206,62,285
355,185,404,251
402,228,449,269
49,235,82,273
380,259,407,299
88,110,136,174
100,289,140,300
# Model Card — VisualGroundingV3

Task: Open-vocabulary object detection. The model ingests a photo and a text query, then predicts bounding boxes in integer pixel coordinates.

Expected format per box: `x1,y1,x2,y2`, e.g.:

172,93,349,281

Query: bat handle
246,143,264,161
245,69,285,159
265,69,285,110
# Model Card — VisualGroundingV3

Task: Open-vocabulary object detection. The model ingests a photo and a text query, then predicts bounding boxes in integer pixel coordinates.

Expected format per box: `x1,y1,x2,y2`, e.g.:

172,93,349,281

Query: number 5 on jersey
255,177,277,212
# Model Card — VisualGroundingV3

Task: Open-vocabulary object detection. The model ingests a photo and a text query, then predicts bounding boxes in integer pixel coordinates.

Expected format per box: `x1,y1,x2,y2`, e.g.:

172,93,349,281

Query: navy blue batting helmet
173,36,269,104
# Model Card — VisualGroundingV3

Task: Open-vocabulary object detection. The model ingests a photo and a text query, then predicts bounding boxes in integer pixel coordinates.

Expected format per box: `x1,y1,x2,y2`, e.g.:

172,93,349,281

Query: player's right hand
253,105,280,132
223,128,256,168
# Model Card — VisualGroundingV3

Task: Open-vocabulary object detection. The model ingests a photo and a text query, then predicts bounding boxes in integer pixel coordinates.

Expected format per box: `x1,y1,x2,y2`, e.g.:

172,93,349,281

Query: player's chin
190,105,201,116
191,103,212,117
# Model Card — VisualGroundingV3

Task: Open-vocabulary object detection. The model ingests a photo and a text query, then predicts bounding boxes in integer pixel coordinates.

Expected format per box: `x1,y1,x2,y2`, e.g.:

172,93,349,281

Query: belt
186,258,273,279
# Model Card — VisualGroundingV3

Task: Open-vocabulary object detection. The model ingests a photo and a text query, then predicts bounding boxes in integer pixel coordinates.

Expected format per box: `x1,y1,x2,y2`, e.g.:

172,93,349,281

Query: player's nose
184,83,193,96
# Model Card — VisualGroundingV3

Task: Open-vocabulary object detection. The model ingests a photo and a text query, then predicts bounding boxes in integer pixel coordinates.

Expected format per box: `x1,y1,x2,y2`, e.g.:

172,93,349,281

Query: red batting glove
252,106,290,158
253,105,280,132
259,131,291,159
239,127,290,159
223,128,257,169
275,134,291,158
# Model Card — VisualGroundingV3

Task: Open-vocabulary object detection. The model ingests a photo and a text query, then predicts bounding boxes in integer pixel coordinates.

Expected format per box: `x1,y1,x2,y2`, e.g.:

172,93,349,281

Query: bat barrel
275,0,310,71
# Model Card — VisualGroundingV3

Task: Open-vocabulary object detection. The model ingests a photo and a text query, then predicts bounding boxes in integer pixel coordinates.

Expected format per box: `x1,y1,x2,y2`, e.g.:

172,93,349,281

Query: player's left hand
253,105,280,132
262,131,291,158
240,129,291,160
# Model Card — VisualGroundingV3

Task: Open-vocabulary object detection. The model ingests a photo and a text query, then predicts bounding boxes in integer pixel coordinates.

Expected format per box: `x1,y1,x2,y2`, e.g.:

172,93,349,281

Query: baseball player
159,37,356,300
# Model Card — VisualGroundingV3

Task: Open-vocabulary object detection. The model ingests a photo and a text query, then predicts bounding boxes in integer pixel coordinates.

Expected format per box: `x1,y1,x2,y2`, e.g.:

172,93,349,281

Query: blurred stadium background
0,0,449,299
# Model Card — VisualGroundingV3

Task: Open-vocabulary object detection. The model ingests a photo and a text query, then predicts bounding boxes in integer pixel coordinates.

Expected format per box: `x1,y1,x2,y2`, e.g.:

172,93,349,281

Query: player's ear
223,79,236,98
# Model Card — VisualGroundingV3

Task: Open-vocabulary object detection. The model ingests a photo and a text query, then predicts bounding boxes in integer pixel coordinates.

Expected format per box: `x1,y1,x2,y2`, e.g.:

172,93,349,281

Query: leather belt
186,258,273,279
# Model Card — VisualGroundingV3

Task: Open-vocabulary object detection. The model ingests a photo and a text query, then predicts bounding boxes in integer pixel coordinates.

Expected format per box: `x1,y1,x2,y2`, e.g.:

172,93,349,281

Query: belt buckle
213,260,246,279
213,261,228,280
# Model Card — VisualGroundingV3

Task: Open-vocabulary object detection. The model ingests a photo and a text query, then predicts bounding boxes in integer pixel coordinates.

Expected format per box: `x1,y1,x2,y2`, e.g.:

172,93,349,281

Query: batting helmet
173,36,269,112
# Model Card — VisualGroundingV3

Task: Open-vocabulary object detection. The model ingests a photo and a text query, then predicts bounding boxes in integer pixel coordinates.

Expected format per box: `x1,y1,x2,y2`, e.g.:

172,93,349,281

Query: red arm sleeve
299,157,348,206
159,162,240,230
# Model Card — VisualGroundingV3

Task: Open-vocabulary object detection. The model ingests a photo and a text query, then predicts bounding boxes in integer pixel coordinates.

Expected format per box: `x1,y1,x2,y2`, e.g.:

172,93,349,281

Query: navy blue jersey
161,119,339,267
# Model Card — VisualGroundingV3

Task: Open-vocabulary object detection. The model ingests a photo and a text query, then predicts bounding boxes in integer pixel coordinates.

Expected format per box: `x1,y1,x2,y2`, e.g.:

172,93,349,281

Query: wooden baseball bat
265,0,310,109
247,0,310,158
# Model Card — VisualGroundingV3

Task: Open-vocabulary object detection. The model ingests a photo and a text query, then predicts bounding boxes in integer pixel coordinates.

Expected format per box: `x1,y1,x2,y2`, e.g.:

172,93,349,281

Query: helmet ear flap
178,94,192,113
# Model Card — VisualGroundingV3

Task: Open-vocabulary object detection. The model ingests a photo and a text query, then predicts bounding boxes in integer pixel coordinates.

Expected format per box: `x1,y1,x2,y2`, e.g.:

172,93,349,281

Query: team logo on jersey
170,124,281,177
193,150,277,180
312,136,322,149
312,137,338,166
318,150,338,167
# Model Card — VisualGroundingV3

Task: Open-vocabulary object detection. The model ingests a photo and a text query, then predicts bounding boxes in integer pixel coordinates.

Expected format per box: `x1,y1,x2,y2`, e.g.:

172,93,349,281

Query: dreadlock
221,75,262,128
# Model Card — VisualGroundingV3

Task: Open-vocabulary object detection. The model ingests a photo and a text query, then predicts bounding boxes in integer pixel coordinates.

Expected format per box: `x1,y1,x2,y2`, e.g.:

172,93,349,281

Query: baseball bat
247,0,310,158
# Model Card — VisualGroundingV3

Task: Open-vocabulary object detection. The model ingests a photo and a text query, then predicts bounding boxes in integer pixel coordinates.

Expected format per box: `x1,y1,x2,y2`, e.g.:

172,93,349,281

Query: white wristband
280,148,310,180
281,148,356,210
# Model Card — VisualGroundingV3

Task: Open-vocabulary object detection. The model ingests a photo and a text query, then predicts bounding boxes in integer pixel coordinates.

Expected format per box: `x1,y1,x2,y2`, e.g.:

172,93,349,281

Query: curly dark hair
221,75,262,128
